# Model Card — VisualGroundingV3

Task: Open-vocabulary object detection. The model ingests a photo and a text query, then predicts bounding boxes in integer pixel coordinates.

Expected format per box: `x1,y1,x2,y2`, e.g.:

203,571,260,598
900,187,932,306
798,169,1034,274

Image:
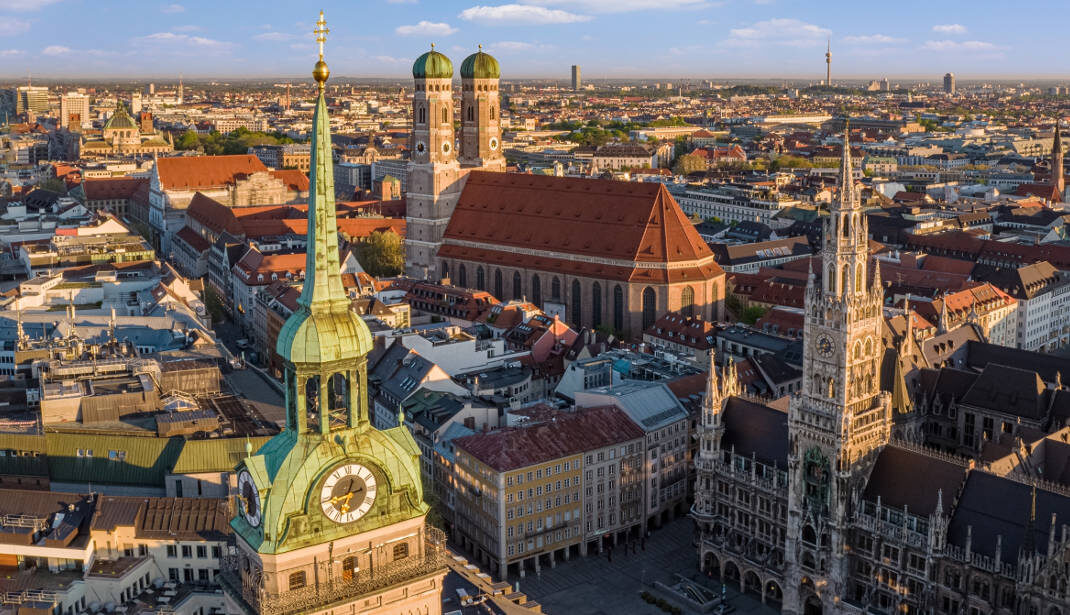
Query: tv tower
825,39,831,86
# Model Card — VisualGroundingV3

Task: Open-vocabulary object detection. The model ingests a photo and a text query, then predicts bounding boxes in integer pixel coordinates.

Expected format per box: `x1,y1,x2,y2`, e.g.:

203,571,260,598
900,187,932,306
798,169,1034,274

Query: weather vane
314,10,329,60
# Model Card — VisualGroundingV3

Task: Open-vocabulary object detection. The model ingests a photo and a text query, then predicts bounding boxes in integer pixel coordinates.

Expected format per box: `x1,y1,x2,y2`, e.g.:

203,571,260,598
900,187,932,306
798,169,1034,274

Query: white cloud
722,18,830,48
0,0,61,11
0,17,29,35
843,34,906,45
253,31,297,41
395,20,458,36
374,54,409,64
133,32,233,50
459,5,590,25
491,40,534,51
932,24,966,34
921,39,1001,52
42,44,69,55
521,0,708,12
161,3,184,12
0,48,24,56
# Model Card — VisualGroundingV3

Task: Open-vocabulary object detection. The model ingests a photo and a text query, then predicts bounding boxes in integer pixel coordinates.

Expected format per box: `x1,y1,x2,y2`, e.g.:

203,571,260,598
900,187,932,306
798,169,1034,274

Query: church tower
404,45,463,280
1053,120,1064,202
222,15,446,615
782,125,891,614
692,357,738,524
459,46,505,171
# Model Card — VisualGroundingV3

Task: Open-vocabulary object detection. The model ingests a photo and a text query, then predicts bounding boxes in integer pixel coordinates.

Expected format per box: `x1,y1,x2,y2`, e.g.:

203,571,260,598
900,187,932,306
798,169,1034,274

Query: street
213,318,286,426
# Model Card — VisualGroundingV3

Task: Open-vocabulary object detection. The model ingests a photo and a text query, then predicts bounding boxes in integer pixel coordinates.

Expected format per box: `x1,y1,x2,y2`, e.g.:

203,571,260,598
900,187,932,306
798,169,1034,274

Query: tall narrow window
613,285,624,332
418,106,425,124
441,107,448,124
513,272,522,300
592,282,602,328
642,287,657,330
458,264,467,288
489,107,496,120
571,280,582,326
342,556,357,581
551,277,561,300
681,286,695,317
494,270,503,299
476,266,486,291
467,106,474,121
532,275,541,306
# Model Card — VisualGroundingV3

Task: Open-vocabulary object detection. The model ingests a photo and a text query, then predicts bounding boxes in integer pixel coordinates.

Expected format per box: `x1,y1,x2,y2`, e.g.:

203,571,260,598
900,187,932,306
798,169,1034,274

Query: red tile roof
440,171,722,284
270,169,310,192
174,226,211,253
156,155,269,191
82,177,149,201
454,405,644,471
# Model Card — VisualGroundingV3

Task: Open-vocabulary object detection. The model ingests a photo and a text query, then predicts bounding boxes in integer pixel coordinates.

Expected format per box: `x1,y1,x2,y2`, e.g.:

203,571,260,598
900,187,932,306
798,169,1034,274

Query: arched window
418,106,425,124
494,270,503,299
613,285,624,332
305,375,321,432
856,264,863,292
441,106,448,124
328,372,348,430
827,265,836,294
571,280,582,325
440,261,448,280
842,214,849,237
642,287,657,330
592,282,602,328
393,542,409,560
489,106,496,120
681,286,695,317
532,275,541,306
512,272,522,300
289,571,307,590
476,266,485,291
551,277,561,300
841,268,849,295
342,556,357,581
467,106,474,122
458,264,467,288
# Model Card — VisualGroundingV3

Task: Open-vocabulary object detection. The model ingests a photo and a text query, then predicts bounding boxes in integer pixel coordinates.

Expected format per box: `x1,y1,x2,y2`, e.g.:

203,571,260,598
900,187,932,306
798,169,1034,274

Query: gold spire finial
312,10,330,89
431,42,435,50
478,43,483,51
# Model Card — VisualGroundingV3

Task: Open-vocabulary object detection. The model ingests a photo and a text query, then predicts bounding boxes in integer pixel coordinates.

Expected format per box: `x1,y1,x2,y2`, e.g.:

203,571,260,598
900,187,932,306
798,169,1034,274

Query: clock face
489,137,499,151
238,470,261,528
817,335,834,358
415,141,426,153
320,463,377,524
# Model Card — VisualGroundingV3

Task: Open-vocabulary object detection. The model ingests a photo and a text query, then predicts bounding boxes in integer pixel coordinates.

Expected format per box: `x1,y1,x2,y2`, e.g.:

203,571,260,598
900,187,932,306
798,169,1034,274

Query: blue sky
0,0,1065,80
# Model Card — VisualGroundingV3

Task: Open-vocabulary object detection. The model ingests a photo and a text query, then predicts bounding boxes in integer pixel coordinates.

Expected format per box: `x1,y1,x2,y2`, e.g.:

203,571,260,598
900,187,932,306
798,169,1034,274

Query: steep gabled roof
156,154,269,191
440,171,721,283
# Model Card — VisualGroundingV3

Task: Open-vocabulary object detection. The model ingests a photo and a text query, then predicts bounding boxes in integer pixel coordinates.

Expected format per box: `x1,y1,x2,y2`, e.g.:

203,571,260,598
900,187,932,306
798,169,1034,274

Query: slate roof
949,472,1070,564
862,445,968,515
965,341,1070,384
960,364,1049,420
721,396,788,467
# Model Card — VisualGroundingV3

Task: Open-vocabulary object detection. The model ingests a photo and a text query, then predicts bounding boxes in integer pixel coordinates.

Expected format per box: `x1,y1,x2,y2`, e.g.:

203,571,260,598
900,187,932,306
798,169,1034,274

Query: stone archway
702,552,720,578
765,580,783,606
722,561,741,590
804,595,823,615
743,570,761,597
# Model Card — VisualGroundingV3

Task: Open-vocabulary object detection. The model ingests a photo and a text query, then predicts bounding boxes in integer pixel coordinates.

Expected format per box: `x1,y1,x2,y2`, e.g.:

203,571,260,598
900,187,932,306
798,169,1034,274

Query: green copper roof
104,102,137,131
460,49,500,79
412,49,453,79
275,88,373,365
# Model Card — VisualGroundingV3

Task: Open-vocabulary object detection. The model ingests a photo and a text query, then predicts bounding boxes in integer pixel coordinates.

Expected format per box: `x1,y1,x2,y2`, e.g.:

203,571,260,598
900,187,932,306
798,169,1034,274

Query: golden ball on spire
313,60,330,86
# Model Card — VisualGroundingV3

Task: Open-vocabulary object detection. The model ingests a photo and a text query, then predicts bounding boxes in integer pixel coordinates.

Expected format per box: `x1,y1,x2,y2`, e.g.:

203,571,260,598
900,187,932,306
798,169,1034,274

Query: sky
0,0,1066,80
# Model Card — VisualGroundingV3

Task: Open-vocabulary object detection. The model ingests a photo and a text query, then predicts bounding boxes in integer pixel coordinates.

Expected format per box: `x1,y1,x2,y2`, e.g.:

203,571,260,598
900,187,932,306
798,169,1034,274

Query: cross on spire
314,10,329,60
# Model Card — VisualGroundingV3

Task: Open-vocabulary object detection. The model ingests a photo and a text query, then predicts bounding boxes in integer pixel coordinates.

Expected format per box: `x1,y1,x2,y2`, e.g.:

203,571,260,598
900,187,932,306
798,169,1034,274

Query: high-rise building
59,91,89,130
220,14,447,615
404,45,505,279
15,85,49,116
571,64,581,91
130,91,142,115
944,72,956,95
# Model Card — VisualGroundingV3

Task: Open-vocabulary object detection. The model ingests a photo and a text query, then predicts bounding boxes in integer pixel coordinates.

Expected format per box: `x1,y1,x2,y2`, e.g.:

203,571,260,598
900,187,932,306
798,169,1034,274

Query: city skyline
0,0,1066,80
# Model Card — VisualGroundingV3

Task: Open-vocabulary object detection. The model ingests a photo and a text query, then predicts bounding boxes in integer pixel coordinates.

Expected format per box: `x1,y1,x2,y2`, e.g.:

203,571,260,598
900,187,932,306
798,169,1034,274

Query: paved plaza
512,518,779,615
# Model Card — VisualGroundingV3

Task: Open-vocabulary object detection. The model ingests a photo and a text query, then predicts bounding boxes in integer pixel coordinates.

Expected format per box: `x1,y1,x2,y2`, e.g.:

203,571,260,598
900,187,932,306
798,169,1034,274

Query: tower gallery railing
218,525,448,615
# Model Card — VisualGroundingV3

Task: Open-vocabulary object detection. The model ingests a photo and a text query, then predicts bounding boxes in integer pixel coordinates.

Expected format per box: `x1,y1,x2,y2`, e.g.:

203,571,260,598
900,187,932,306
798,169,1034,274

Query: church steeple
1053,120,1064,202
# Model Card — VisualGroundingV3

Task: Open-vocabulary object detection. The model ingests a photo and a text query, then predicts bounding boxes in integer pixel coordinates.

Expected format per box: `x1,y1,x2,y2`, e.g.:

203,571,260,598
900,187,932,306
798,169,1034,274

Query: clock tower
782,125,891,614
221,15,446,615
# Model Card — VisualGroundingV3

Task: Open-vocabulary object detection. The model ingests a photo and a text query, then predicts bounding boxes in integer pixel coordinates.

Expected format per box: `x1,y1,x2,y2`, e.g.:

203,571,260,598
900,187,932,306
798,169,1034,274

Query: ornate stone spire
835,121,856,211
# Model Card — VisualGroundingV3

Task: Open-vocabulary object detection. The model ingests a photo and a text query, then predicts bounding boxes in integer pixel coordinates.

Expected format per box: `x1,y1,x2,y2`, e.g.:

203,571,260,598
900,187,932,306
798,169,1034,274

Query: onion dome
412,44,453,79
460,45,500,80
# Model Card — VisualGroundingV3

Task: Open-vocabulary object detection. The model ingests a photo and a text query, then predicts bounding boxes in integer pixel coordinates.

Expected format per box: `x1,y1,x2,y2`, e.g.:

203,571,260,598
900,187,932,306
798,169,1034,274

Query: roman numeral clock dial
320,463,377,524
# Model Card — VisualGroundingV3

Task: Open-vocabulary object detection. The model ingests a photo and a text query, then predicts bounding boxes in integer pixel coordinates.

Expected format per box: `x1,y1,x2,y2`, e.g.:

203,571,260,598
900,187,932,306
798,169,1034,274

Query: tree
741,305,767,325
357,230,403,277
672,152,706,175
36,177,67,193
175,130,200,150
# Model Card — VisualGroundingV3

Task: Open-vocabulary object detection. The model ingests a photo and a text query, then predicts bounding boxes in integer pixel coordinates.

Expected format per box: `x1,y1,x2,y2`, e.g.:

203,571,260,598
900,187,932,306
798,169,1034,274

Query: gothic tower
404,45,463,280
222,16,446,614
692,357,738,524
459,46,505,171
1053,121,1064,202
782,126,891,615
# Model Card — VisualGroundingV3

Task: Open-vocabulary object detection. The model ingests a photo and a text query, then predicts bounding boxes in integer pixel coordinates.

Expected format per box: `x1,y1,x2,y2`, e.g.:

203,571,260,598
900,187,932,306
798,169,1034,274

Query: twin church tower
405,45,506,279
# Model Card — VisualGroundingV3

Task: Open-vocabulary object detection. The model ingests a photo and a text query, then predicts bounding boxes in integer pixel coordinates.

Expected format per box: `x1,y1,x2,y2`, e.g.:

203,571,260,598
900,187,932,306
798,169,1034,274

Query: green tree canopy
672,152,707,175
356,230,404,277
